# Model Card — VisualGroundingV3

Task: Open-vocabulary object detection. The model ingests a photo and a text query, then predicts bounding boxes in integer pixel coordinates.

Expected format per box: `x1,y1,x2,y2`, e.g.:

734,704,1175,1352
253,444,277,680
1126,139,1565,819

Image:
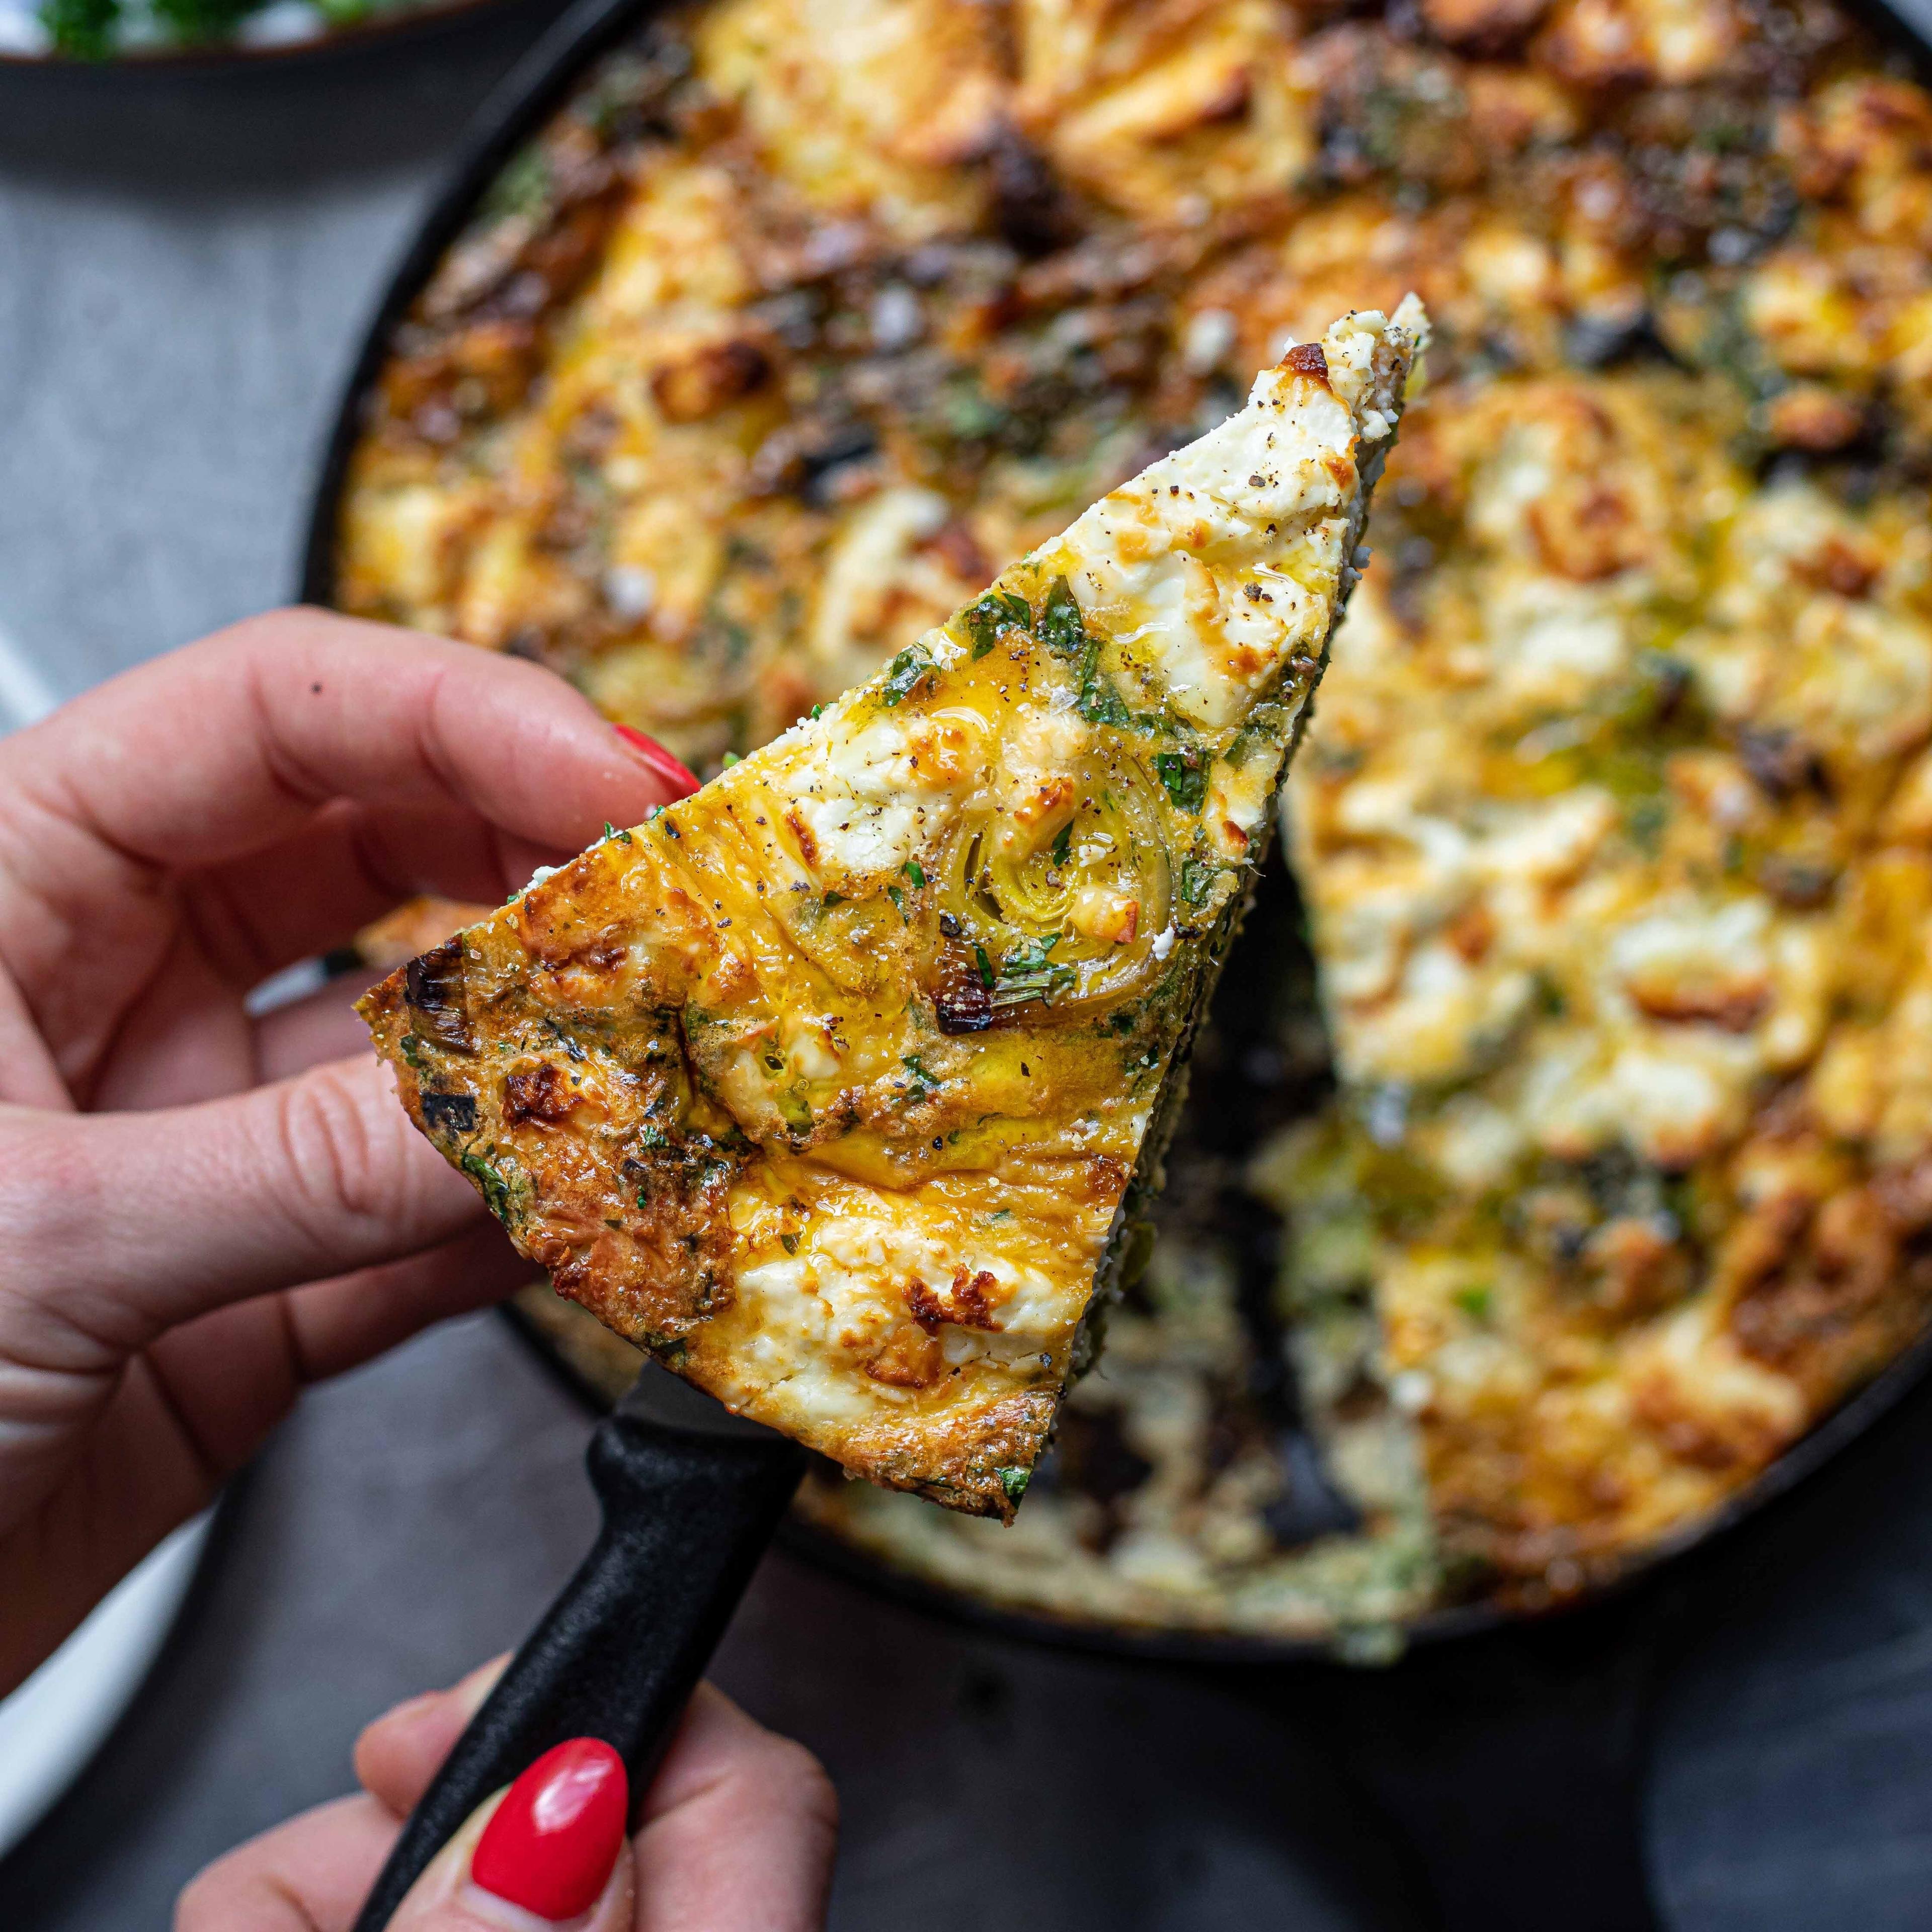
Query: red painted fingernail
470,1738,628,1922
612,722,699,798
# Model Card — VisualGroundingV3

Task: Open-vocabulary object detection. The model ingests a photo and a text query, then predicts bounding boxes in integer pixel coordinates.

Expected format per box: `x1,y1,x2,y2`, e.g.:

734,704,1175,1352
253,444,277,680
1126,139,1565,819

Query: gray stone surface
7,22,1932,1928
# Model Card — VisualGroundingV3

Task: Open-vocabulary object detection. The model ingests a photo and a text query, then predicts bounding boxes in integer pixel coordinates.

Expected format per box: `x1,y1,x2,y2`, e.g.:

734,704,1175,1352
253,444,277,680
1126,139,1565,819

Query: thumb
2,1053,477,1357
392,1741,635,1932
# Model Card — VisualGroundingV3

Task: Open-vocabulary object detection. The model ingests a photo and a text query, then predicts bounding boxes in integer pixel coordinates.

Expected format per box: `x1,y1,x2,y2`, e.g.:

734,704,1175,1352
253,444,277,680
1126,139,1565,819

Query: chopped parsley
1050,823,1073,867
460,1146,516,1222
1179,856,1218,905
903,858,926,887
1155,750,1209,814
1077,672,1131,729
963,591,1032,659
823,892,844,908
1037,574,1134,726
1454,1284,1494,1322
901,1055,940,1100
399,1031,430,1073
887,884,907,918
996,1465,1031,1505
809,703,825,719
1039,577,1086,658
993,934,1076,1009
880,643,935,706
974,943,996,990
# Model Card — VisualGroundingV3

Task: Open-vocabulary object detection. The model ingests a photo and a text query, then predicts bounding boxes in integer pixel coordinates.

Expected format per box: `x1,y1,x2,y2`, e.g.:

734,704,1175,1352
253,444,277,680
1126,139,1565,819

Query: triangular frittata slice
361,298,1427,1518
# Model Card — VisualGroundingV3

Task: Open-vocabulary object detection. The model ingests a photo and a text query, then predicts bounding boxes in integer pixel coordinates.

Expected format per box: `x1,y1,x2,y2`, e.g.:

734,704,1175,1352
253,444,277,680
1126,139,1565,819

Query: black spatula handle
351,1409,805,1930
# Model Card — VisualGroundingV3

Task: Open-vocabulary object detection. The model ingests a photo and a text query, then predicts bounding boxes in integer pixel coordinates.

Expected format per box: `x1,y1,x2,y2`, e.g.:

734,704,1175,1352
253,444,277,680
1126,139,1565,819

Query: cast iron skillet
303,0,1932,1921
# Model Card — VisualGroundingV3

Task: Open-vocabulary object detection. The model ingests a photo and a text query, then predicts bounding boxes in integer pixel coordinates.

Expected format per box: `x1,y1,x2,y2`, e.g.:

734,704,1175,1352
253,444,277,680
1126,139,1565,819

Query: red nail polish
470,1738,628,1923
612,722,699,798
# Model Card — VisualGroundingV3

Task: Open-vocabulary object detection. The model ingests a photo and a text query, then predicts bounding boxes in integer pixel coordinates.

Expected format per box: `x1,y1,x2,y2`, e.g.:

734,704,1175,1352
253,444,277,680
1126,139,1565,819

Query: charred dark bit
418,1091,478,1139
1737,725,1829,801
986,125,1078,258
404,939,476,1053
933,943,994,1033
504,1061,578,1124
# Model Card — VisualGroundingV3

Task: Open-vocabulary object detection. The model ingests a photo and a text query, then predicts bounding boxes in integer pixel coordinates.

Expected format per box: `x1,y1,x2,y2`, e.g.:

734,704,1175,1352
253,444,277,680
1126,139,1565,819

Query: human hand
178,1660,838,1931
0,610,696,1692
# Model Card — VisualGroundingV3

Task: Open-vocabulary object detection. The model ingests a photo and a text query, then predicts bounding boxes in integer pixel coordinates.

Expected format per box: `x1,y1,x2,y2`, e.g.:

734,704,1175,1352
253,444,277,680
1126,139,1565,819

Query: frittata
359,305,1423,1515
332,0,1932,1640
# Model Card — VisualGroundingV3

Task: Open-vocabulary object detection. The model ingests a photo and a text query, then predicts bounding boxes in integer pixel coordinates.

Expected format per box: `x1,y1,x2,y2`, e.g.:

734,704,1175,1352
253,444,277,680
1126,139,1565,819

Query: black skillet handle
350,1406,806,1932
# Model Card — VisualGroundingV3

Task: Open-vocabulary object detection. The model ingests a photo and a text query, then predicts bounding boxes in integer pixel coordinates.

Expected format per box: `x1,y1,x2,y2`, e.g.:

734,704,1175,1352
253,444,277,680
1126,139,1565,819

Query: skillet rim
304,0,1932,1666
0,0,551,72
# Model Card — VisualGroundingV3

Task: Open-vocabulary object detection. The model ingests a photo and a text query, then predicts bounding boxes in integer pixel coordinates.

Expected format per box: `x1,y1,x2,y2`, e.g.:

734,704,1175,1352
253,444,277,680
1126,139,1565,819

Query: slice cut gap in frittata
361,297,1427,1518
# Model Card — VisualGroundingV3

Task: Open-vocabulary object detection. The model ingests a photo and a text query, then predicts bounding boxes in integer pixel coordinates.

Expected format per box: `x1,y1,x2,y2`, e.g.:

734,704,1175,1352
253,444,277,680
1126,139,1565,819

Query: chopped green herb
399,1032,430,1073
1178,856,1218,905
880,645,935,706
635,1185,650,1211
963,591,1032,659
603,822,618,841
903,859,926,887
887,884,906,918
1625,795,1668,853
993,934,1076,1008
1039,576,1087,659
482,144,552,222
1077,670,1132,728
780,1232,799,1255
460,1147,515,1222
996,1465,1031,1506
823,892,844,908
1454,1284,1494,1321
721,751,741,767
901,1055,940,1100
1050,823,1073,867
1155,750,1209,813
809,703,825,720
974,944,996,990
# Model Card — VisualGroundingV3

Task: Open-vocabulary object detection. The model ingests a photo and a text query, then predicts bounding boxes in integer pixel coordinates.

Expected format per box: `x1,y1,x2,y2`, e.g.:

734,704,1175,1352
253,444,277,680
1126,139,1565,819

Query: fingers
387,1750,634,1932
254,968,384,1085
0,1226,533,1691
1,1054,484,1358
138,1217,534,1481
178,1794,402,1932
182,802,554,993
355,1657,511,1816
634,1685,839,1932
0,609,679,874
362,1686,835,1932
176,1683,835,1932
0,612,689,1067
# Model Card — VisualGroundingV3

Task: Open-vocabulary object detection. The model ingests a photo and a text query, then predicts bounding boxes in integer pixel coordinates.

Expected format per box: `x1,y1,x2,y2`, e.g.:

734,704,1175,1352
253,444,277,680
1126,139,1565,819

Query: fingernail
469,1738,628,1923
612,722,699,798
